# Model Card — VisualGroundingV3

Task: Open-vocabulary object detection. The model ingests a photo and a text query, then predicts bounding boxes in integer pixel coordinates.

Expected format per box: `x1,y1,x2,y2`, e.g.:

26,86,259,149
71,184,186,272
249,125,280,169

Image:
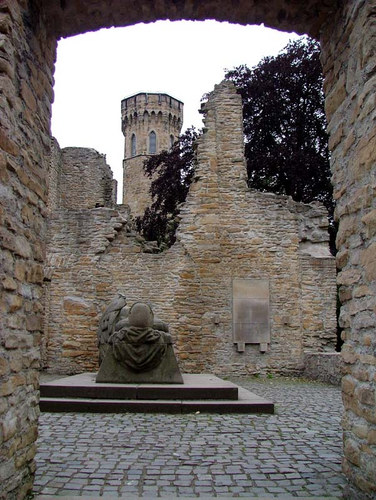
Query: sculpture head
128,302,154,328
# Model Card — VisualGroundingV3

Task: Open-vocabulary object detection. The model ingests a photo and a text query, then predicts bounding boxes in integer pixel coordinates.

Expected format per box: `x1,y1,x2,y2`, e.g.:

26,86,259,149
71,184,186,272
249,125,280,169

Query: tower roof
121,92,184,107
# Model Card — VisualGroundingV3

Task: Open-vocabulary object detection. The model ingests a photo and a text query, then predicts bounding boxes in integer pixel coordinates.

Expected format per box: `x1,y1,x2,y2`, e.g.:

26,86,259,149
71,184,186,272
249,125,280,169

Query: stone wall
43,205,131,371
0,1,56,498
43,0,337,40
44,81,337,379
320,2,376,498
174,81,336,374
49,145,116,210
303,352,343,385
47,139,61,213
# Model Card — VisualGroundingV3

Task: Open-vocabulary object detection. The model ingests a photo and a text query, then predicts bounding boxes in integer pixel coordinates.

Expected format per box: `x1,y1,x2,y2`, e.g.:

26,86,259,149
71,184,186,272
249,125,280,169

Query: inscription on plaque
233,279,270,352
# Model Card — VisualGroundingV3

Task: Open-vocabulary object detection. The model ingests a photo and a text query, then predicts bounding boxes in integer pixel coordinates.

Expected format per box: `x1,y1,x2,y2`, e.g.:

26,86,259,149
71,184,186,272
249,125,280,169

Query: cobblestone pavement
33,377,346,498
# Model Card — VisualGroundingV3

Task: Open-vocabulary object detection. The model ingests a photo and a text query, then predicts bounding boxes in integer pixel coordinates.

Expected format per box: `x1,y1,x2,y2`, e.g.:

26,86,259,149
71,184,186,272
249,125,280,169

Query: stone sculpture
97,292,127,364
96,300,183,384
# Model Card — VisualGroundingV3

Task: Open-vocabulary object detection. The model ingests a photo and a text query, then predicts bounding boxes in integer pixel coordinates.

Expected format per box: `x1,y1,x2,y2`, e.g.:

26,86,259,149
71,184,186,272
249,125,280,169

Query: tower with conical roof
121,92,183,216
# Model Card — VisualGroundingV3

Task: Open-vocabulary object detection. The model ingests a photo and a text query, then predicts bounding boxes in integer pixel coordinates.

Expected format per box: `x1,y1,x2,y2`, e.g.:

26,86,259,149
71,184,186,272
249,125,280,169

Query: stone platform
40,373,274,414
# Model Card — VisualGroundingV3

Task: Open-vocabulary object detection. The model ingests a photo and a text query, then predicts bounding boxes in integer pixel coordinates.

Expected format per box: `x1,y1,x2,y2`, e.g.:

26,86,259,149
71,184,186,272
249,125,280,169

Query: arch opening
2,2,375,499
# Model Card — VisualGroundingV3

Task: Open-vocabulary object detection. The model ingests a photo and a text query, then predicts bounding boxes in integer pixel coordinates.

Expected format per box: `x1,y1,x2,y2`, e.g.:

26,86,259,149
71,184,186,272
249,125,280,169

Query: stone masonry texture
320,2,376,498
0,1,375,499
0,2,56,499
43,81,337,378
304,352,344,386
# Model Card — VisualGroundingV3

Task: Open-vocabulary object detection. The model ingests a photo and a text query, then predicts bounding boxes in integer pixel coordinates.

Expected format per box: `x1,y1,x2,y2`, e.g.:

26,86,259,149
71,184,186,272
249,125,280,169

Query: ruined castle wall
44,82,337,378
59,147,116,209
0,2,56,498
298,204,338,352
43,205,188,373
173,81,337,375
43,206,130,372
320,2,376,497
47,138,62,213
1,1,375,498
47,143,117,212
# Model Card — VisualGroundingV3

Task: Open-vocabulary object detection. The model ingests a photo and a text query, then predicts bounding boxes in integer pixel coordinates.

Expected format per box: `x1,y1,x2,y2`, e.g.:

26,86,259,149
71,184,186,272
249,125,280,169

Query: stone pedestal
96,345,183,384
40,373,274,414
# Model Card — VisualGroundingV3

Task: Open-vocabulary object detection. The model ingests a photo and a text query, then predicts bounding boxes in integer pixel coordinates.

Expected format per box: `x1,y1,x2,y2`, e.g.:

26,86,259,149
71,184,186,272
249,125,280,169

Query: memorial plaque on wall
233,279,270,352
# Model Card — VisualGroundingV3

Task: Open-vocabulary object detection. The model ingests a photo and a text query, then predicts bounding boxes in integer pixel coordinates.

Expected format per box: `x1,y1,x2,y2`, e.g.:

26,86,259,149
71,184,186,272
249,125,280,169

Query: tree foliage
225,37,333,215
137,36,335,252
135,127,199,248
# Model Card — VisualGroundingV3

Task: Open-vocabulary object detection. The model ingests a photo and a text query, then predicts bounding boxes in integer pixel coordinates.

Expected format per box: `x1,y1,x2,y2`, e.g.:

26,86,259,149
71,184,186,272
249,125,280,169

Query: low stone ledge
303,351,343,385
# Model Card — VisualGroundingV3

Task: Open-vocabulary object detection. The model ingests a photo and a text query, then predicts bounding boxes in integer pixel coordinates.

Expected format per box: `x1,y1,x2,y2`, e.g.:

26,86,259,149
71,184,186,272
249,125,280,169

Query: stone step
40,373,239,401
40,387,274,414
39,373,274,414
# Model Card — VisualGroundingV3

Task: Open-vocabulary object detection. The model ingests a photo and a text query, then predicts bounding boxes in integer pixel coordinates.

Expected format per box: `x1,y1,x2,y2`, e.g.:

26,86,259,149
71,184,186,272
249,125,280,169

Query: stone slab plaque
233,279,270,352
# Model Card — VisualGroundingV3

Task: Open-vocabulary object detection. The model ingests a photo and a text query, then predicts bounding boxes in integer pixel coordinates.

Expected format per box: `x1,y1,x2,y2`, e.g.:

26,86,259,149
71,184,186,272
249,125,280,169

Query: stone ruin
1,2,375,498
43,81,337,379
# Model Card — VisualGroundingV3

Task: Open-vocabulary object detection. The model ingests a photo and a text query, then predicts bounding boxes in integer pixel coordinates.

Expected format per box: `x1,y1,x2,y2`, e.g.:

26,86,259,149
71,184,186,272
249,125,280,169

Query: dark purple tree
135,127,199,248
225,37,335,249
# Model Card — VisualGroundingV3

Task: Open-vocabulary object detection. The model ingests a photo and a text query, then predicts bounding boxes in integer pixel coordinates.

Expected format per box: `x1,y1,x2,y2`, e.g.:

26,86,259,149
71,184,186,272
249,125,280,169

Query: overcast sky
52,20,298,197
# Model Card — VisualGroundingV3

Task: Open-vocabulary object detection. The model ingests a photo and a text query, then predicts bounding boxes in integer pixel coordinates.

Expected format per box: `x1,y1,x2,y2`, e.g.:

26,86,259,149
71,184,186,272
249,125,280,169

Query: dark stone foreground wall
0,1,56,498
320,2,376,497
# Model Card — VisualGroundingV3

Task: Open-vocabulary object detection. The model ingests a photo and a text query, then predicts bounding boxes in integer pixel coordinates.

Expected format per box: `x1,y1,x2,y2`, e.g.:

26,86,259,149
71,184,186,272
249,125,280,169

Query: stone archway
0,1,374,498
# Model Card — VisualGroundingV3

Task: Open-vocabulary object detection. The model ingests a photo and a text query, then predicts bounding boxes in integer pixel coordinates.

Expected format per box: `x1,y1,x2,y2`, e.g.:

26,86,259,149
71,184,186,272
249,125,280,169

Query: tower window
149,131,156,154
170,135,174,148
131,133,136,156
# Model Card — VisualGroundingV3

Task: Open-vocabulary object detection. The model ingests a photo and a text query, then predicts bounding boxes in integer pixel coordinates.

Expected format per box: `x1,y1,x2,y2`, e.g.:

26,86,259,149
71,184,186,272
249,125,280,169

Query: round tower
121,92,184,216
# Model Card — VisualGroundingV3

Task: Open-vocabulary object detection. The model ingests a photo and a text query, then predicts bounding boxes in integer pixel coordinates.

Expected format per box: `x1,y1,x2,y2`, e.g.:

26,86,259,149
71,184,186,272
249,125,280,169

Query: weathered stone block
361,209,376,238
337,269,362,286
368,430,376,445
342,345,357,364
345,440,362,471
343,375,357,395
353,424,368,440
1,415,17,442
63,296,93,315
26,315,42,332
6,293,22,313
356,385,375,406
2,276,17,290
360,242,376,281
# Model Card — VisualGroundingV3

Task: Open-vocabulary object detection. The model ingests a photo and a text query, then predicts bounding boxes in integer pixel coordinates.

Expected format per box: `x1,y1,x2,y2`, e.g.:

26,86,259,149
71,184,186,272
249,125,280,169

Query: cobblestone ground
34,377,346,497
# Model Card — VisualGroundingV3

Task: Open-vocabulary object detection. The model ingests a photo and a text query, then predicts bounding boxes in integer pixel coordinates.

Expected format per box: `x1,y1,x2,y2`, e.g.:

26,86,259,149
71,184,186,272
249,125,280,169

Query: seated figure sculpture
96,300,183,384
97,294,169,364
